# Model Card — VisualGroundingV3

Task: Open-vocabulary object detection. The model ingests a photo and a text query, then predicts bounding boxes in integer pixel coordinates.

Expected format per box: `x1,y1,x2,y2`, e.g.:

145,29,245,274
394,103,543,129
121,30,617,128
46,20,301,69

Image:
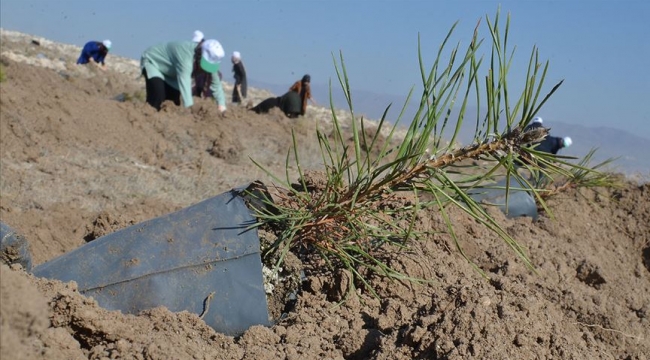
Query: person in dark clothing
535,135,572,155
251,97,281,114
231,51,247,103
192,30,204,44
77,40,112,70
251,91,302,118
523,117,572,155
193,71,213,98
528,133,572,187
191,37,212,98
519,116,573,186
279,91,302,118
289,74,315,116
190,31,224,98
192,64,223,99
523,116,544,132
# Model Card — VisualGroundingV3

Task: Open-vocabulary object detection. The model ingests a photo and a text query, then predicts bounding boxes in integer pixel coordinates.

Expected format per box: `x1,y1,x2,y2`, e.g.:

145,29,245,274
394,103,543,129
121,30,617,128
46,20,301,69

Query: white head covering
102,40,112,50
232,51,241,59
532,116,543,124
199,39,225,73
563,137,573,148
192,30,204,43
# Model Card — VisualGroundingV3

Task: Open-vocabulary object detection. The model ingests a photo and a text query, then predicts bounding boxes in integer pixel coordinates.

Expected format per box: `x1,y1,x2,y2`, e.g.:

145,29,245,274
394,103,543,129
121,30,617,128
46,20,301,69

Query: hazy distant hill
545,122,649,177
251,79,648,177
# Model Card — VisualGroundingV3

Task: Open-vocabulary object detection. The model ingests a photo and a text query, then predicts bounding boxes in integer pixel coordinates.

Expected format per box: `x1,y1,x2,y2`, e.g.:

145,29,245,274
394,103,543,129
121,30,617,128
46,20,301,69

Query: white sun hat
200,39,224,73
192,30,204,43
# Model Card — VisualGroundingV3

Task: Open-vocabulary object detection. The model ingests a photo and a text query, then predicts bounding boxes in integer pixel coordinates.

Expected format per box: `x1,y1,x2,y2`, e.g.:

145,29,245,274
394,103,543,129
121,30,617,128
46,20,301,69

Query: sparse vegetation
0,64,6,83
251,9,617,297
116,90,146,103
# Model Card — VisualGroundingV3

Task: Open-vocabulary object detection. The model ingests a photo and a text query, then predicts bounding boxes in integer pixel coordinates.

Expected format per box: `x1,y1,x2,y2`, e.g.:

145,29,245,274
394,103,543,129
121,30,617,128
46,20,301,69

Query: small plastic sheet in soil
33,184,271,336
468,176,538,220
1,222,33,272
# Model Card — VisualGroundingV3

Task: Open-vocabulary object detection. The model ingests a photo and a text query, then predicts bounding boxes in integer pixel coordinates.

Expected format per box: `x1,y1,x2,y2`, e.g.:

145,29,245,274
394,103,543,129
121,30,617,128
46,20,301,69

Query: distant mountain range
250,78,648,178
543,122,649,177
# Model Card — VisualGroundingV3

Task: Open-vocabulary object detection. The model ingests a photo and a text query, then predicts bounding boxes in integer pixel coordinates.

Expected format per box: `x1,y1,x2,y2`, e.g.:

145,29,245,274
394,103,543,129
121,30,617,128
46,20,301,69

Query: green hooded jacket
140,41,225,109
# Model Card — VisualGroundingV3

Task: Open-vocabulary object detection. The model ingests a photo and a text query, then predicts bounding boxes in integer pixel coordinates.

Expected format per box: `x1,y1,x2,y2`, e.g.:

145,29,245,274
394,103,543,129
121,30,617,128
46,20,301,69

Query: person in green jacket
140,39,226,112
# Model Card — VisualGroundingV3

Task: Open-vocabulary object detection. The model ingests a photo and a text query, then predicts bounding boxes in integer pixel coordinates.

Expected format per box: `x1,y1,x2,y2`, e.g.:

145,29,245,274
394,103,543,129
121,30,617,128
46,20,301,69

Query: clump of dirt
643,242,650,274
207,131,243,163
84,211,135,242
257,227,303,321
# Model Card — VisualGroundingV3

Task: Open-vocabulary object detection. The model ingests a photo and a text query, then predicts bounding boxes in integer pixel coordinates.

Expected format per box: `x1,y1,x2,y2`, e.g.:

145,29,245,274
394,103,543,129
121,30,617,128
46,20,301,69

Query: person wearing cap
289,74,316,116
190,31,224,98
140,39,226,112
192,30,204,44
523,116,572,155
524,116,544,132
231,51,247,103
535,135,572,155
517,116,573,187
76,40,112,70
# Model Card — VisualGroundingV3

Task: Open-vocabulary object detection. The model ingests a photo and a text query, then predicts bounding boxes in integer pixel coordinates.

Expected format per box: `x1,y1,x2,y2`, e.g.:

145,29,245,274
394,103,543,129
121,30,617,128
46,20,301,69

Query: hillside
1,29,649,359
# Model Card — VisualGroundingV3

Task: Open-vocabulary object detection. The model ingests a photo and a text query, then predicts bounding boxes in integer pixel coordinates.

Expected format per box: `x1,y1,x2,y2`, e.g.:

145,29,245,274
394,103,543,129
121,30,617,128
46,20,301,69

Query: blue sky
1,0,649,138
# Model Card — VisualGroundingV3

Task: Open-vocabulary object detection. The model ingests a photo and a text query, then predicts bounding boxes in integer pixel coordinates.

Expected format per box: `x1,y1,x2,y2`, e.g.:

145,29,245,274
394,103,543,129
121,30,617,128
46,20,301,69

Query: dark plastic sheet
1,222,33,271
33,185,271,336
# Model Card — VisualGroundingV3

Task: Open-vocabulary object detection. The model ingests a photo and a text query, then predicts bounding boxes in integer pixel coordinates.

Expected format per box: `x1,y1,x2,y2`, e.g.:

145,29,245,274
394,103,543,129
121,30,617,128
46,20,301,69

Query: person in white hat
523,116,543,132
536,135,572,155
192,30,204,43
523,116,572,155
231,51,247,103
140,39,226,112
190,33,224,99
76,39,112,70
518,116,573,186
